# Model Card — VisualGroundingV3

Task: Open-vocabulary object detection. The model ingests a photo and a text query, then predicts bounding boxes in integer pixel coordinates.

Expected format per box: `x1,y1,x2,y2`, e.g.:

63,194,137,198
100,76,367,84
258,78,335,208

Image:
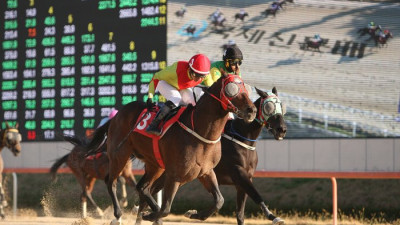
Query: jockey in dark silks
209,46,243,82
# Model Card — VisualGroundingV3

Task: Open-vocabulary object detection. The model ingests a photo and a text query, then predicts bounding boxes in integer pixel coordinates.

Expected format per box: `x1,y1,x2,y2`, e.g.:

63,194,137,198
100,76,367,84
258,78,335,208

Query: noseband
206,75,248,113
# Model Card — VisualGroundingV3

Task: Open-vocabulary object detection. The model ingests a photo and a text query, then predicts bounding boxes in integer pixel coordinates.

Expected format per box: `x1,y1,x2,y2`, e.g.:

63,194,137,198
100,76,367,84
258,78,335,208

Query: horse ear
5,121,10,129
255,87,268,98
15,122,19,129
272,87,278,96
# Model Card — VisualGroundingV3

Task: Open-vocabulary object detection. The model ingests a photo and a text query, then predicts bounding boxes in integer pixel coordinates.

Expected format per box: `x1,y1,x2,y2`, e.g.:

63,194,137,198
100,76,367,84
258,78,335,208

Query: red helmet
188,54,210,75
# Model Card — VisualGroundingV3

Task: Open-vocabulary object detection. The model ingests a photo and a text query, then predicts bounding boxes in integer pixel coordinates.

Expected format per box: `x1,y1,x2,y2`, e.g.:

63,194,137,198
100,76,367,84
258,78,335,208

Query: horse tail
86,119,111,154
49,153,70,182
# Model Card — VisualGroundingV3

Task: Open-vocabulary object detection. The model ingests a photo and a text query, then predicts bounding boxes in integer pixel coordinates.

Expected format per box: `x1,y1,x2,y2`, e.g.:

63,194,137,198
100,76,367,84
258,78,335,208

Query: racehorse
0,122,21,219
175,8,186,18
87,72,257,225
234,12,248,22
374,30,393,47
134,87,287,225
50,135,138,218
185,25,196,35
357,27,376,38
303,39,324,52
262,1,287,17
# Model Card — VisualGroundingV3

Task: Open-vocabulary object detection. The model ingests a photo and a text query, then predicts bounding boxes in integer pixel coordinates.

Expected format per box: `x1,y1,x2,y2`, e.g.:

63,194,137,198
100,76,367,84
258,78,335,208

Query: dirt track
0,216,230,225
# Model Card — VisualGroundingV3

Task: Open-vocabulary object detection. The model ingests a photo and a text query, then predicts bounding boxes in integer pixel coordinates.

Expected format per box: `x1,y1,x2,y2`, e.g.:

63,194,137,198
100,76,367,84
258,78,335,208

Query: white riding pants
156,80,196,107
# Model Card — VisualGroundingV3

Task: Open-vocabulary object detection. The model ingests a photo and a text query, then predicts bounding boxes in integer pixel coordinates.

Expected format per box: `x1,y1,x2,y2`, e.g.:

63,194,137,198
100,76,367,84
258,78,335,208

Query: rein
222,120,257,151
177,120,221,144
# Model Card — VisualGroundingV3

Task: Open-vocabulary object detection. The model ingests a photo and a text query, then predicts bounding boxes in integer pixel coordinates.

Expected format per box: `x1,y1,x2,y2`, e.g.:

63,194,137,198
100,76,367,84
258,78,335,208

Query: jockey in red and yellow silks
146,54,213,136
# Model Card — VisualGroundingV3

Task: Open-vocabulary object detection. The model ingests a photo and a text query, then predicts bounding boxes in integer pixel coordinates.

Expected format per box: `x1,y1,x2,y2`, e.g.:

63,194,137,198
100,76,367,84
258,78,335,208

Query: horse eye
263,101,275,116
225,82,239,97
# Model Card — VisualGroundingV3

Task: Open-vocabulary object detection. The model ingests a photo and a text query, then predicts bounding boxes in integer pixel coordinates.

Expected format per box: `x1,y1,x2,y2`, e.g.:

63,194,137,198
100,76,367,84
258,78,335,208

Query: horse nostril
247,106,256,114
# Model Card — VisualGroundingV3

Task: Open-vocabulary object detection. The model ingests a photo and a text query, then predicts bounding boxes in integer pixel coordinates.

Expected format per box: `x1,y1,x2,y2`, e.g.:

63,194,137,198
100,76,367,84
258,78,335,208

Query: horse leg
143,178,179,222
83,178,104,218
0,182,5,219
235,188,248,225
117,177,128,208
106,156,131,224
231,169,284,225
185,170,224,221
135,173,165,225
136,165,165,220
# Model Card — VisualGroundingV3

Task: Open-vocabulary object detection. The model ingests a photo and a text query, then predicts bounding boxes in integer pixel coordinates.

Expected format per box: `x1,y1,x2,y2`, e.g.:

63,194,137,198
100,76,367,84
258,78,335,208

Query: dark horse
303,39,324,52
185,25,196,35
50,135,138,218
234,12,249,22
0,122,21,219
87,72,257,224
374,31,393,47
134,87,287,225
175,7,186,18
357,27,376,38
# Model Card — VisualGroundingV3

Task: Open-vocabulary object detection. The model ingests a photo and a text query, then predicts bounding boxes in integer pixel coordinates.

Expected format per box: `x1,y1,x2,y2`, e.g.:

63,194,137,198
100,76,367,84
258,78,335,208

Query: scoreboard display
0,0,167,141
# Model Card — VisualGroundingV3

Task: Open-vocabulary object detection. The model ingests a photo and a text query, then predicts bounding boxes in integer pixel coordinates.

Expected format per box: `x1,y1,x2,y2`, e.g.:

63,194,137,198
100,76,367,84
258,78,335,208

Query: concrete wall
2,139,400,172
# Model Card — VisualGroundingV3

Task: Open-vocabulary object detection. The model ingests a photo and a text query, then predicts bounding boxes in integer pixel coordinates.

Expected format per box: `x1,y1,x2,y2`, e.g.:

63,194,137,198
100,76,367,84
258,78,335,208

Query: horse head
1,122,22,156
205,70,257,123
255,87,287,140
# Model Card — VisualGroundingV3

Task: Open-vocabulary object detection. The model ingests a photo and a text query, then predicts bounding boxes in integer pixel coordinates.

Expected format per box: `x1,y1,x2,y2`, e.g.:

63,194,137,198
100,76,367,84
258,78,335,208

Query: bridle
256,93,285,130
1,127,21,150
178,74,249,144
205,74,248,114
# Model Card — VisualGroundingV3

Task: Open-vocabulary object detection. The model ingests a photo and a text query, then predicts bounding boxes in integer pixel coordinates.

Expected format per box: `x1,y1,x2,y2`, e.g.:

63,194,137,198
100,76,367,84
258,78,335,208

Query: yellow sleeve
210,66,222,82
202,74,214,87
148,62,179,98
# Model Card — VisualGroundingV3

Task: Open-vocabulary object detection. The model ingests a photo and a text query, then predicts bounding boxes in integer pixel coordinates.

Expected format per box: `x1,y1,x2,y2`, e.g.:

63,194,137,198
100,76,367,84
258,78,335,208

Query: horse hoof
110,218,122,225
131,205,139,215
142,212,157,222
184,210,197,218
152,220,163,225
273,217,285,225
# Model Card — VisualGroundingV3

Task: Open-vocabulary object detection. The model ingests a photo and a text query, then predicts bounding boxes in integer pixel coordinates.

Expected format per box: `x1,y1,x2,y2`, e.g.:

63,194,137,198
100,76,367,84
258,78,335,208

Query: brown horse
87,72,257,224
50,135,137,218
374,31,393,47
0,122,21,219
135,87,287,225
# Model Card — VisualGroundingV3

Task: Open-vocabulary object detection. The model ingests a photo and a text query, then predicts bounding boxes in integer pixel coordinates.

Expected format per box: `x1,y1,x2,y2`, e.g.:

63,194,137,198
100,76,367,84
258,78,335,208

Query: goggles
190,70,207,79
227,59,242,66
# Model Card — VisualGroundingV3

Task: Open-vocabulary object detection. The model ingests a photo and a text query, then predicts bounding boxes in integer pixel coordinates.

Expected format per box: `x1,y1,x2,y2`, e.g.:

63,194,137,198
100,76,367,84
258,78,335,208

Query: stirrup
146,124,162,135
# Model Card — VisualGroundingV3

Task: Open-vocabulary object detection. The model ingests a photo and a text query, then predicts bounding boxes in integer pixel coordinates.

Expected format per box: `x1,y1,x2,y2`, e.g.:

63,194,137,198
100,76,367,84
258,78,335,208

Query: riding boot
146,101,175,135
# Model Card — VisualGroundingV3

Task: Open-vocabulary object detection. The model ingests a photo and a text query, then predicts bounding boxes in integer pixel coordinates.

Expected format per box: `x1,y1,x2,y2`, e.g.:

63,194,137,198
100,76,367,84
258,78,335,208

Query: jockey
367,21,376,31
208,46,243,83
146,54,213,135
375,25,385,38
239,8,246,16
311,34,322,43
211,8,222,22
271,1,281,11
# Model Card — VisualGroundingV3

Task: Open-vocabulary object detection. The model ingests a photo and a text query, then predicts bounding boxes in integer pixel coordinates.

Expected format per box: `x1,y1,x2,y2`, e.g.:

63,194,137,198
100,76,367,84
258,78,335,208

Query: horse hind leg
0,183,5,219
185,171,224,221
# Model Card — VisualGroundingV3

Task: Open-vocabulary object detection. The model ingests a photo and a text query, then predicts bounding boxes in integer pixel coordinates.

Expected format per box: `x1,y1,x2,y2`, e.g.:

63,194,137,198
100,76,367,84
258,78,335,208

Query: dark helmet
223,46,243,61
